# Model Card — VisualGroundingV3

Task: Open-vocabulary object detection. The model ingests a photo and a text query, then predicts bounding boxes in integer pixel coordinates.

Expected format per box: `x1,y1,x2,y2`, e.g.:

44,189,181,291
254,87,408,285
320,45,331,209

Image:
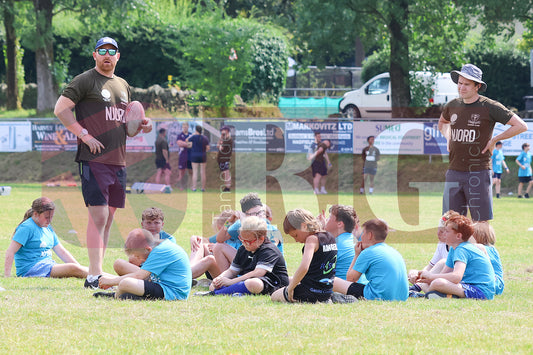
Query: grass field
1,184,533,354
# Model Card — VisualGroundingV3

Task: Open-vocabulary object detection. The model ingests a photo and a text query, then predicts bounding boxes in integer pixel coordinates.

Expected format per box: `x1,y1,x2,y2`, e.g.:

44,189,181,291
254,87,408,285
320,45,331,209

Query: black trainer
525,193,530,199
93,291,116,298
330,292,358,304
84,275,102,289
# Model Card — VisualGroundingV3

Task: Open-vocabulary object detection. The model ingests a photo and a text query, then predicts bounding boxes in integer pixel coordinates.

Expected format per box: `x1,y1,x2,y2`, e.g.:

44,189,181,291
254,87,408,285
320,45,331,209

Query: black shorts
80,161,126,208
218,161,230,172
283,284,332,303
119,280,165,300
258,276,284,295
190,155,206,164
519,176,532,183
155,158,171,170
346,282,366,299
311,160,327,177
492,172,502,179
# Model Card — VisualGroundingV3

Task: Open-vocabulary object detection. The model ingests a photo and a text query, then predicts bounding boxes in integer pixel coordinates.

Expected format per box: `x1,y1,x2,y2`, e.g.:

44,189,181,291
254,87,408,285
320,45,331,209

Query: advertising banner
0,121,32,152
32,122,77,151
353,121,424,155
231,121,286,153
284,120,353,153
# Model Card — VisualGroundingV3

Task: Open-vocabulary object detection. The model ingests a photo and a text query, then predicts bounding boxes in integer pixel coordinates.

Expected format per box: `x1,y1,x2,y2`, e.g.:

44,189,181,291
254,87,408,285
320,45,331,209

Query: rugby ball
125,101,145,137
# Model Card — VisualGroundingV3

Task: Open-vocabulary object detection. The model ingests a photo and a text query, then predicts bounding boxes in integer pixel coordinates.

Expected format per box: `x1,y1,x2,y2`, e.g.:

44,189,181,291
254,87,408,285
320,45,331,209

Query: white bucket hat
451,64,487,92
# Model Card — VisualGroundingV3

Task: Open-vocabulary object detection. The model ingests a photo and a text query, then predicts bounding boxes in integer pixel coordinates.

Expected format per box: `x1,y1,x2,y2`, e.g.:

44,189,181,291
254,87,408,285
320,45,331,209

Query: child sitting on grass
408,211,459,295
95,228,191,300
418,214,495,300
197,216,289,296
271,209,337,303
4,197,88,279
472,222,504,295
113,207,176,276
332,218,409,301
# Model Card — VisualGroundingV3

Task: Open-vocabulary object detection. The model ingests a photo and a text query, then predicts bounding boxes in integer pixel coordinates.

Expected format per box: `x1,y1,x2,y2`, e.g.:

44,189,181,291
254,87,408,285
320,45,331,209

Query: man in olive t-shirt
438,64,527,221
54,37,152,289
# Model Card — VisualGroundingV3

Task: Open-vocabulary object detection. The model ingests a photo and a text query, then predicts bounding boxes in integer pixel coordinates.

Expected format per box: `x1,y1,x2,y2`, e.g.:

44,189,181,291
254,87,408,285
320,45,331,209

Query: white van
338,72,458,118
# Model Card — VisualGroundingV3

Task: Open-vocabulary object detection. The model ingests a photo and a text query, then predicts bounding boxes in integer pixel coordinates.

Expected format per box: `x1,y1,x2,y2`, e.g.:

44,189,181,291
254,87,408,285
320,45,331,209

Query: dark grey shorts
443,169,493,221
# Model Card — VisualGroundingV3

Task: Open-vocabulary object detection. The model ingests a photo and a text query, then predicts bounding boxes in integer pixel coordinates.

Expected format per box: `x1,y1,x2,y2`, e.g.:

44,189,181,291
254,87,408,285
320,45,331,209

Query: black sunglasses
96,48,117,56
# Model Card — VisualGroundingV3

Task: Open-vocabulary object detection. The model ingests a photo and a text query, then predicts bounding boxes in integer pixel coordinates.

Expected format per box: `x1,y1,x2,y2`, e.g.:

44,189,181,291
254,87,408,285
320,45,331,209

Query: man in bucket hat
438,64,527,222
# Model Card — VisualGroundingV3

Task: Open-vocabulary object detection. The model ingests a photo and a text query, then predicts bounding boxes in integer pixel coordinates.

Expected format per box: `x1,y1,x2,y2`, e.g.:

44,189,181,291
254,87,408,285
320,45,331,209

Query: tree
2,0,21,109
292,0,477,116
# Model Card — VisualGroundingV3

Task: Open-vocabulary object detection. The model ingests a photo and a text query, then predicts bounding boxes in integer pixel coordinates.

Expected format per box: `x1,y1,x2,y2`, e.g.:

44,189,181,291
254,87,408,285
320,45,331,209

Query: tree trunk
355,36,365,67
4,0,21,110
34,0,57,113
388,0,411,118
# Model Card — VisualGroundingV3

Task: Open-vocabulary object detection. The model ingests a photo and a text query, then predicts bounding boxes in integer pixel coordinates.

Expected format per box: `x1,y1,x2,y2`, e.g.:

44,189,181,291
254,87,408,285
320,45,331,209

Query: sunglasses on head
96,48,117,56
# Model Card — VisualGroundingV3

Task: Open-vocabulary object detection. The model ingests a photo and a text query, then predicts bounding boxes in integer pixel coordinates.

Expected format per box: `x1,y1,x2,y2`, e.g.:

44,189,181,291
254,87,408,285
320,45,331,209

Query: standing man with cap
438,64,527,222
54,37,152,289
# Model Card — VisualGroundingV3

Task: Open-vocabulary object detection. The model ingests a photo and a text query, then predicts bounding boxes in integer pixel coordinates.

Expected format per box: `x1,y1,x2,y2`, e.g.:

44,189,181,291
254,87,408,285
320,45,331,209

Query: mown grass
1,185,533,354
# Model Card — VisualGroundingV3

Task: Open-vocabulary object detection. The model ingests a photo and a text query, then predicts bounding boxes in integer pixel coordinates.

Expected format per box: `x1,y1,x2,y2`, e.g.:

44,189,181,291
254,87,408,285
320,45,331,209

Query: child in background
418,214,495,300
95,228,191,300
4,197,88,279
141,207,176,243
516,142,532,198
332,219,409,301
408,211,459,295
198,216,288,296
114,207,176,275
271,209,337,303
491,141,509,199
472,222,504,295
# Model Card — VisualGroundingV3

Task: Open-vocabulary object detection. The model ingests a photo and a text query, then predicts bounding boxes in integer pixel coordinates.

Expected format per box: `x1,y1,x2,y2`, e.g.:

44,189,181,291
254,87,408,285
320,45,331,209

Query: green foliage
175,18,255,109
361,48,390,82
466,44,530,110
241,29,289,103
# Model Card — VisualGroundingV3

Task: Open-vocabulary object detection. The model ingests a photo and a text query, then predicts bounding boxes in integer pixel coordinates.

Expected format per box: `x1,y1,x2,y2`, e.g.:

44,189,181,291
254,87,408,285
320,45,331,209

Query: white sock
369,187,374,193
87,274,100,282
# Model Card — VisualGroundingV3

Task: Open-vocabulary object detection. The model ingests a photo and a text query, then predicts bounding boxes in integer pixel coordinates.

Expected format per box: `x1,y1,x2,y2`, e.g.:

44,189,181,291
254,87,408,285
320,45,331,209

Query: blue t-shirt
227,219,284,253
353,243,408,301
485,245,504,295
159,230,176,244
491,149,505,174
12,218,59,277
141,240,192,300
335,232,354,280
517,151,532,177
446,242,495,300
188,134,209,161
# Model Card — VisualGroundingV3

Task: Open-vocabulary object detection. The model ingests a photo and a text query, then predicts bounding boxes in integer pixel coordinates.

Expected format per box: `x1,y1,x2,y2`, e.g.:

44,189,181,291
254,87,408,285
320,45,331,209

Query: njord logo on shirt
451,128,478,143
105,106,125,123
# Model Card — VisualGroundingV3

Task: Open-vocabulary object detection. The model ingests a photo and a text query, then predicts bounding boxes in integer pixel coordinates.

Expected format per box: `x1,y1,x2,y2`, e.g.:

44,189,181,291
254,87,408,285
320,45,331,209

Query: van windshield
366,78,390,95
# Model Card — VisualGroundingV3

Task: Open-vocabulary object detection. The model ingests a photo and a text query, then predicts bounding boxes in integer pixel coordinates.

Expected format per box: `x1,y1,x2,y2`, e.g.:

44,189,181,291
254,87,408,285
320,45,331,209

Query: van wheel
343,105,360,119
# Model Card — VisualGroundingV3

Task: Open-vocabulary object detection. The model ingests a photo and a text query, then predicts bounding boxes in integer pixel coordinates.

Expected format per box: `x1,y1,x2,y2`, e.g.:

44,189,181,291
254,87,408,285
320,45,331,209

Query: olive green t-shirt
442,96,513,172
62,68,130,166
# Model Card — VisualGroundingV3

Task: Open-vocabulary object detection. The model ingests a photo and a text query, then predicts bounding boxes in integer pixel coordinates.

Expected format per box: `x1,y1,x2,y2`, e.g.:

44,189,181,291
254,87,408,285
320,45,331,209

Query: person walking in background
176,122,192,191
516,142,532,198
307,132,331,194
155,128,171,186
360,136,380,195
187,125,210,192
54,36,152,289
491,141,509,199
438,63,527,221
217,126,234,192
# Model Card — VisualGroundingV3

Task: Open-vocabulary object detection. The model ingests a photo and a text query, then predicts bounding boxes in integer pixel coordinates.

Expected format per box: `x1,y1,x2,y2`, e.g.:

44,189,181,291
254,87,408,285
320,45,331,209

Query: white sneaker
314,188,320,194
320,187,327,194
